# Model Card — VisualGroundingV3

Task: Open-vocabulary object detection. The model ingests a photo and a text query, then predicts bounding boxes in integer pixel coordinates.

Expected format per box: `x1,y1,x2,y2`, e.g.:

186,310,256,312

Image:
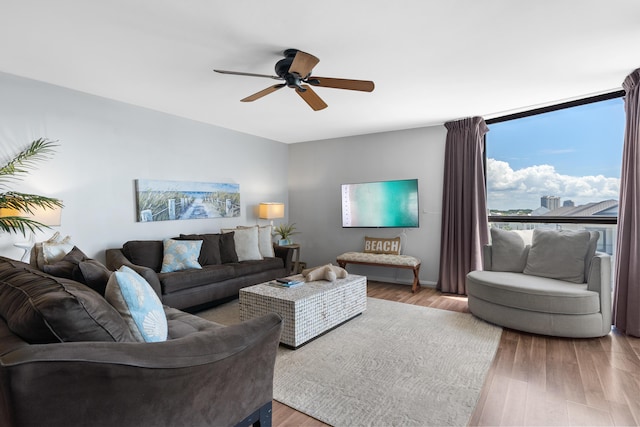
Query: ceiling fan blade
308,76,375,92
241,84,285,102
214,69,281,80
289,51,320,77
295,85,328,111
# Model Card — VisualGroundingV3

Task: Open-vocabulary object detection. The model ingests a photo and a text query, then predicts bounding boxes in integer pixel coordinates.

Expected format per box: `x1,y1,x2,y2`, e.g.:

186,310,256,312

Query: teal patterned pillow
160,238,203,273
105,265,168,342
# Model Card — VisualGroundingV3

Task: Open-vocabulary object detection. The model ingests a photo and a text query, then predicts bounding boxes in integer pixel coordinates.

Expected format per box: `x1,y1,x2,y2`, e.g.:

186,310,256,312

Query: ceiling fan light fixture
214,49,374,110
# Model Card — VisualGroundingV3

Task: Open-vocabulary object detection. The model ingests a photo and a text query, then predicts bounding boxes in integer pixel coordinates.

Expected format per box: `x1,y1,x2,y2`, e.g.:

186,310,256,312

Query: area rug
199,297,502,426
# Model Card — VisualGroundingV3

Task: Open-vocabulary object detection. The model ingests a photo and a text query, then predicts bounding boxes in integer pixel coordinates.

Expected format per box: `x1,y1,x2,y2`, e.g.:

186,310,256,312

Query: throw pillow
222,227,262,261
105,265,168,342
0,263,135,344
177,233,222,265
122,240,164,272
523,229,591,283
489,228,529,272
363,236,401,255
42,246,88,279
41,234,74,265
219,231,239,263
75,259,112,296
239,225,274,258
160,238,203,273
584,231,600,281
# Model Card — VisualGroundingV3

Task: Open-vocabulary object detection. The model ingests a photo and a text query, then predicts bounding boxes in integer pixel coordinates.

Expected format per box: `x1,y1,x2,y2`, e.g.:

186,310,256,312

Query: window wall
485,91,625,256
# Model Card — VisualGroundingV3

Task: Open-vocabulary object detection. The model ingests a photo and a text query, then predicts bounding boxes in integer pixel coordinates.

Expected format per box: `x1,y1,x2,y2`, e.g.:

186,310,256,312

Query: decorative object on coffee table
302,263,347,282
240,274,366,348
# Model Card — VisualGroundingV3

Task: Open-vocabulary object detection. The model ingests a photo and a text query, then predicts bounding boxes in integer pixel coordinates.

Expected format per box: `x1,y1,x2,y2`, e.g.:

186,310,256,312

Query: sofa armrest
587,253,612,332
105,248,162,298
0,313,283,427
273,243,294,272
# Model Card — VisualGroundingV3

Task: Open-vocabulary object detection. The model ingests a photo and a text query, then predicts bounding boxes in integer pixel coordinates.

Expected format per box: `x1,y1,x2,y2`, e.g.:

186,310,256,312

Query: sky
486,96,625,210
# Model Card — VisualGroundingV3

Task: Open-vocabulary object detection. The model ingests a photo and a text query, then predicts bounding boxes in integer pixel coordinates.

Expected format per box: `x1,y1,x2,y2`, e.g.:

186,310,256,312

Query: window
485,91,625,255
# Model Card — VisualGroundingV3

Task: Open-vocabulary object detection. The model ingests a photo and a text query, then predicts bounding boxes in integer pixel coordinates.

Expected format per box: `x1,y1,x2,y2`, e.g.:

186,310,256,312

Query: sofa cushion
42,246,87,278
105,266,168,342
75,259,112,296
123,240,163,272
239,225,275,258
523,229,591,283
159,264,236,294
219,232,239,263
490,228,529,272
160,239,203,273
467,270,600,315
584,231,600,281
0,259,135,344
222,227,262,261
164,306,223,339
178,233,222,265
41,234,74,265
227,258,285,276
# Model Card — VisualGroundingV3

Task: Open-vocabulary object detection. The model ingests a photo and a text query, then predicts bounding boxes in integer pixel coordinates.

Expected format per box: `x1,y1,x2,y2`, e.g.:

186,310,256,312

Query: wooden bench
336,252,421,292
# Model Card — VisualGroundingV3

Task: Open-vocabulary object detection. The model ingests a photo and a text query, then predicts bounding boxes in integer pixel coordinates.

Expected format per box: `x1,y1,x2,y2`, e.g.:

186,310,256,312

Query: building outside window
485,92,625,256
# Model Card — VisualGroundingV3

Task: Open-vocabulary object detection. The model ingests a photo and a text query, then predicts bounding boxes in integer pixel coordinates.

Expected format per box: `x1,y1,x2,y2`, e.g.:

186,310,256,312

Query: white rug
199,297,502,426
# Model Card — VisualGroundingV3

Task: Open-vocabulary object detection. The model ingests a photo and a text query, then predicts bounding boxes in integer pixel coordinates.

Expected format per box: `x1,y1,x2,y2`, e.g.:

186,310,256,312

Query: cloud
487,158,619,210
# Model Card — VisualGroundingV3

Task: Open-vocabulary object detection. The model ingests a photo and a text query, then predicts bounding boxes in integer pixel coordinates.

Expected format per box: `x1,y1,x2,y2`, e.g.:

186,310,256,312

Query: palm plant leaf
0,138,59,189
0,139,63,236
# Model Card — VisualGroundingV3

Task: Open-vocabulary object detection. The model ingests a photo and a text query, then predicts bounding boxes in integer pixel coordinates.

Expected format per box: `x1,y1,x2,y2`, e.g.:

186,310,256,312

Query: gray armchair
466,228,612,338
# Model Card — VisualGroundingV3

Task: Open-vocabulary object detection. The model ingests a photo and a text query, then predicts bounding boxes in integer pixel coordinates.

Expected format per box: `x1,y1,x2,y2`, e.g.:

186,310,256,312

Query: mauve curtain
437,117,489,295
614,68,640,337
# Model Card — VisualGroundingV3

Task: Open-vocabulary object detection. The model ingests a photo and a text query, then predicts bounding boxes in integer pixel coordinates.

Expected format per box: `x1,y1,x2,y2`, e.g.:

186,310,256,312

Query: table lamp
258,202,284,226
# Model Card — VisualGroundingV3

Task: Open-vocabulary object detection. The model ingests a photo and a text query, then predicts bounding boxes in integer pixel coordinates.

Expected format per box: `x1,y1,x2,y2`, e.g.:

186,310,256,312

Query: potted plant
273,223,299,246
0,138,64,236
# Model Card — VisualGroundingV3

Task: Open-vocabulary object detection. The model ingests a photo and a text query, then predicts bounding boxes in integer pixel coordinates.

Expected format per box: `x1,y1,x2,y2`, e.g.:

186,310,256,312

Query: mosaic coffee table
239,274,367,348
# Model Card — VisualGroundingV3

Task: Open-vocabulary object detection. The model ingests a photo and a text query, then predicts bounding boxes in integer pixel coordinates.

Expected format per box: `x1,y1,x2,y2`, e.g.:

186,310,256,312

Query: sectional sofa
0,255,282,427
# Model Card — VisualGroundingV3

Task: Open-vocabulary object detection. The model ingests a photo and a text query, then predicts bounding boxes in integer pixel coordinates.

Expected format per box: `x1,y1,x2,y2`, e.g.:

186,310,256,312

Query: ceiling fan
214,49,375,111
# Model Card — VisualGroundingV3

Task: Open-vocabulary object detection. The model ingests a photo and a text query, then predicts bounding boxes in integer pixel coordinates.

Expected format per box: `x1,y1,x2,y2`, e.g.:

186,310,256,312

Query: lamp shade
0,206,62,226
259,202,284,220
27,206,62,226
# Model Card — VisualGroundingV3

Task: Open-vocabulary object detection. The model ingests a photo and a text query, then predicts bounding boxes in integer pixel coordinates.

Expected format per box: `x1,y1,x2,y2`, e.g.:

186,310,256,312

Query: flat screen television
341,179,419,228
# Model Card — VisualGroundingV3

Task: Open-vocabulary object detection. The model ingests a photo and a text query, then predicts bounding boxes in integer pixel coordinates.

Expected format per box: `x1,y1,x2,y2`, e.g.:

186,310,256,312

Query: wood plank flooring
272,281,640,426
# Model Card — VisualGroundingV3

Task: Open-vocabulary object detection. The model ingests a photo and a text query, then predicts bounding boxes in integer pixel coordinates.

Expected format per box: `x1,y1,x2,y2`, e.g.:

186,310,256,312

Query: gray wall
0,72,289,262
288,126,447,286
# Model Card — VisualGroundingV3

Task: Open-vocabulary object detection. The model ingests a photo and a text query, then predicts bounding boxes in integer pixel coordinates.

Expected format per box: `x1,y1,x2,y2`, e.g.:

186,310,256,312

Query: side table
276,243,301,274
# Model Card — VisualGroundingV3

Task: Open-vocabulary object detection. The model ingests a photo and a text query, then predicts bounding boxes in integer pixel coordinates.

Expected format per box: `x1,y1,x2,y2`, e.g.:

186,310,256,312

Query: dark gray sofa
0,256,282,427
106,233,294,310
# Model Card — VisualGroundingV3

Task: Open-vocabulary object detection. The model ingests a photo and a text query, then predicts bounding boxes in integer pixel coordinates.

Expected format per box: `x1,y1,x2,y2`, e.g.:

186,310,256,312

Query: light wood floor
272,281,640,426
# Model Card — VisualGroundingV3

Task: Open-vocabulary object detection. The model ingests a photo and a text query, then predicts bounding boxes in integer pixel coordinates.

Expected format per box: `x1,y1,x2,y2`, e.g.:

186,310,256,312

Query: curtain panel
614,68,640,337
437,117,489,295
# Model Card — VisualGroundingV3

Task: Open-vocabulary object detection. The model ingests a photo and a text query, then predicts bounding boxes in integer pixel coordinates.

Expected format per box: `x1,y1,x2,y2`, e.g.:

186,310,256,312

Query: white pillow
105,265,168,342
221,227,262,261
42,234,73,265
238,225,274,258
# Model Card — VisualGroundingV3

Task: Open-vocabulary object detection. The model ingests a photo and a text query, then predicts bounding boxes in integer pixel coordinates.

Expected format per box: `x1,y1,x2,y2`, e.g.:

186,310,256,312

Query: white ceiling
1,1,639,143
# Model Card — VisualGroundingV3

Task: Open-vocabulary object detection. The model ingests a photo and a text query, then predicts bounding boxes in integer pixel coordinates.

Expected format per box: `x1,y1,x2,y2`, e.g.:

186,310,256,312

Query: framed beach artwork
135,179,240,222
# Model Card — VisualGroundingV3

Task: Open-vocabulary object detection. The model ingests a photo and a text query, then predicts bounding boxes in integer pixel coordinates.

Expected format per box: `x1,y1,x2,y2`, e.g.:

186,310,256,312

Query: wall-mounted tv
341,179,419,228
